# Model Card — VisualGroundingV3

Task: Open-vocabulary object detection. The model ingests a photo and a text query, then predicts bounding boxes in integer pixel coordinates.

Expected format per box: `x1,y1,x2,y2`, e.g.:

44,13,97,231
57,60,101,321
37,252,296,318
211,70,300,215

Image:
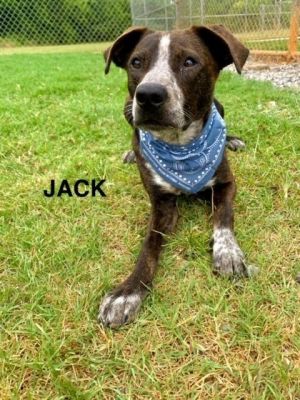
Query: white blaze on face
132,34,185,128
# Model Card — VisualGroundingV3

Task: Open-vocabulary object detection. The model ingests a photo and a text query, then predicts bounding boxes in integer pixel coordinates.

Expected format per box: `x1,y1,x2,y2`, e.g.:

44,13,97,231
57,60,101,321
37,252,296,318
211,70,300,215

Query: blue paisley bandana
139,104,227,194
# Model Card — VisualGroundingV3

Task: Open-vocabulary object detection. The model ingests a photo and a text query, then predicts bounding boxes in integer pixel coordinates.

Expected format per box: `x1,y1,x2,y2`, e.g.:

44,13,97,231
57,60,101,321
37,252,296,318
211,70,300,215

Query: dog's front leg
212,179,248,277
99,193,178,328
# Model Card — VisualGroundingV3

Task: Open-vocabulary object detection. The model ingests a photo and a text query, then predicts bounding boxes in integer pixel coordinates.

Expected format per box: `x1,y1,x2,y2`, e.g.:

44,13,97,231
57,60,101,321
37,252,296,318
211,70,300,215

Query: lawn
0,42,110,56
0,51,299,399
245,38,289,52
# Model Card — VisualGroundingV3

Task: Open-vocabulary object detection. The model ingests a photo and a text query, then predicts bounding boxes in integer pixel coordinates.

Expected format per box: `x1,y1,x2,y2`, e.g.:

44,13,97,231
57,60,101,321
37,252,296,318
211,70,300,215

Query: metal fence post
275,0,282,30
260,4,266,31
143,0,148,27
175,0,188,29
130,0,135,27
288,0,300,60
164,0,168,31
200,0,204,25
245,0,248,33
189,0,192,26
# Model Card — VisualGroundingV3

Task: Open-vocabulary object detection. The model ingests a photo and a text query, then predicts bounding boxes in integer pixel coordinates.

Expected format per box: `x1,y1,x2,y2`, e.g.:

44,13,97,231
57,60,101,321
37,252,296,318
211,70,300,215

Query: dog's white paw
213,228,248,277
98,292,143,328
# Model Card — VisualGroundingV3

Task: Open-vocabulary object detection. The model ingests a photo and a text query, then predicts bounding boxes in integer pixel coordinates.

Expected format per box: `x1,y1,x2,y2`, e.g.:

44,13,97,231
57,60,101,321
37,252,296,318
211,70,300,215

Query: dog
99,25,250,328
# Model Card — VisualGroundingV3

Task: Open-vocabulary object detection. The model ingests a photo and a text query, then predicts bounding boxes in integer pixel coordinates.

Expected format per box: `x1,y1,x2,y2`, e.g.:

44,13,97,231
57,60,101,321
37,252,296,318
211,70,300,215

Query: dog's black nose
136,83,168,109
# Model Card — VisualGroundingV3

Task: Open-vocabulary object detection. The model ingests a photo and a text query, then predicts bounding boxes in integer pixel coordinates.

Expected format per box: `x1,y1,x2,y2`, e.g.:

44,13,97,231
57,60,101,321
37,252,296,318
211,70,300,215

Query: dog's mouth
124,99,190,133
136,119,178,131
134,109,184,131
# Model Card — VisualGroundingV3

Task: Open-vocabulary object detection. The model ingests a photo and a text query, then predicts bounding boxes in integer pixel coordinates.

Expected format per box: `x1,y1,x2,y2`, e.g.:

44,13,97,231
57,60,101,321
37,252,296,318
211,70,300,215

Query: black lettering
44,179,55,197
74,179,89,197
92,179,106,197
57,180,73,197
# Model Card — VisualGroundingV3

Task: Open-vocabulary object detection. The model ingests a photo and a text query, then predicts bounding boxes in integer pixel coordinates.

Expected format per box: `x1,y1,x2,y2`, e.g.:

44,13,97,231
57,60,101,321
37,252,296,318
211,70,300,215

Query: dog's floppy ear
192,25,249,74
104,26,149,74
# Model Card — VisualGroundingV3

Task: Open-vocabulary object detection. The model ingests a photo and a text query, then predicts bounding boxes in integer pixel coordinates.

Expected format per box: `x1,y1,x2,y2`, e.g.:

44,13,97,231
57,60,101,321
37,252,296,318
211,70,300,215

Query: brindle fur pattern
99,25,251,328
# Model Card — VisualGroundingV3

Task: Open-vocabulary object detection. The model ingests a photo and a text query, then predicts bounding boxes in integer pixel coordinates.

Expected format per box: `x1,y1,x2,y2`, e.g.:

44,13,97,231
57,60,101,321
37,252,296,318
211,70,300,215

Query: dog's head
105,25,249,142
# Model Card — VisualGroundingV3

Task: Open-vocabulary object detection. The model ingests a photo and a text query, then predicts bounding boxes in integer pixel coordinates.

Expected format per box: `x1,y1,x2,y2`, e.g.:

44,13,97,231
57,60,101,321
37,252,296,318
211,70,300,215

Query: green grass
0,51,299,399
0,42,111,55
245,39,289,51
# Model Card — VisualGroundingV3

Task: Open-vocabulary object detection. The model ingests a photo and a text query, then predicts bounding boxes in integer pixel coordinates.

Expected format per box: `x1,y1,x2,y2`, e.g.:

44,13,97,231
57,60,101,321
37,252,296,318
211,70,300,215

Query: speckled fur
100,25,250,328
213,228,247,276
99,292,143,328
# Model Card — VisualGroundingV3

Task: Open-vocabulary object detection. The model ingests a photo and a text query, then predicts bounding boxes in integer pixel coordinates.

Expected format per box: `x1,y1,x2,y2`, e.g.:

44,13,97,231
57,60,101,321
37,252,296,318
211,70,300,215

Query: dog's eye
184,57,197,67
131,57,142,69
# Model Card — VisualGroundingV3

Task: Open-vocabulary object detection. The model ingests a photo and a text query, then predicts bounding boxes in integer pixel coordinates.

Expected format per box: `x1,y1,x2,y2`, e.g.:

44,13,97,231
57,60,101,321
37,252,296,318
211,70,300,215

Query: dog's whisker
183,108,193,122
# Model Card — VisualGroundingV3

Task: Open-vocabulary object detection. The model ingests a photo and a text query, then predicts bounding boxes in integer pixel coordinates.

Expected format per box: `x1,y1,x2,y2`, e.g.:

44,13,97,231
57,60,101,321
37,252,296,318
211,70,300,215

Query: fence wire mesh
0,0,299,53
0,0,131,46
131,0,298,52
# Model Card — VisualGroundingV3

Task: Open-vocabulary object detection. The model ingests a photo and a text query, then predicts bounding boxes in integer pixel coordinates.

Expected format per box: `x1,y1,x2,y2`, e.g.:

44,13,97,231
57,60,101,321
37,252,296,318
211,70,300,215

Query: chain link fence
131,0,299,52
0,0,299,55
0,0,131,46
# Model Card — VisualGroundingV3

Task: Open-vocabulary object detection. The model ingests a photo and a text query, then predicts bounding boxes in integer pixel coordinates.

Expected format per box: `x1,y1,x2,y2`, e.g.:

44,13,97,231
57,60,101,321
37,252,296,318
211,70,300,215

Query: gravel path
227,61,300,89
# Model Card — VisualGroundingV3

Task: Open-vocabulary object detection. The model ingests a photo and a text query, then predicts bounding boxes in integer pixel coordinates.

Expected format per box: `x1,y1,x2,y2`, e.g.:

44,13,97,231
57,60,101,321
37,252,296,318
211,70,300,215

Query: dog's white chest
145,162,182,194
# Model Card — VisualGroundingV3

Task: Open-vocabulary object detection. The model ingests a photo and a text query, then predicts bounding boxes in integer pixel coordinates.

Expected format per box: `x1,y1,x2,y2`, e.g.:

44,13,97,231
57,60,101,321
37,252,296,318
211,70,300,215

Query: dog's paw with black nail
98,290,143,328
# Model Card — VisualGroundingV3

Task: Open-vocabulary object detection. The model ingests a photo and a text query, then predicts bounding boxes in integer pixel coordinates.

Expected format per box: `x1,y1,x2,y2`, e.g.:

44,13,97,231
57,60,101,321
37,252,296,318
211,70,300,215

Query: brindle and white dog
99,25,251,328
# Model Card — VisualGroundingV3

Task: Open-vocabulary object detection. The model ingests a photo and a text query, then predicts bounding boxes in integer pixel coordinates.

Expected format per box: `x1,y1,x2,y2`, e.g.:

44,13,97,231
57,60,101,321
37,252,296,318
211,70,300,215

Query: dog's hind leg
123,149,136,163
98,192,178,328
226,136,245,151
